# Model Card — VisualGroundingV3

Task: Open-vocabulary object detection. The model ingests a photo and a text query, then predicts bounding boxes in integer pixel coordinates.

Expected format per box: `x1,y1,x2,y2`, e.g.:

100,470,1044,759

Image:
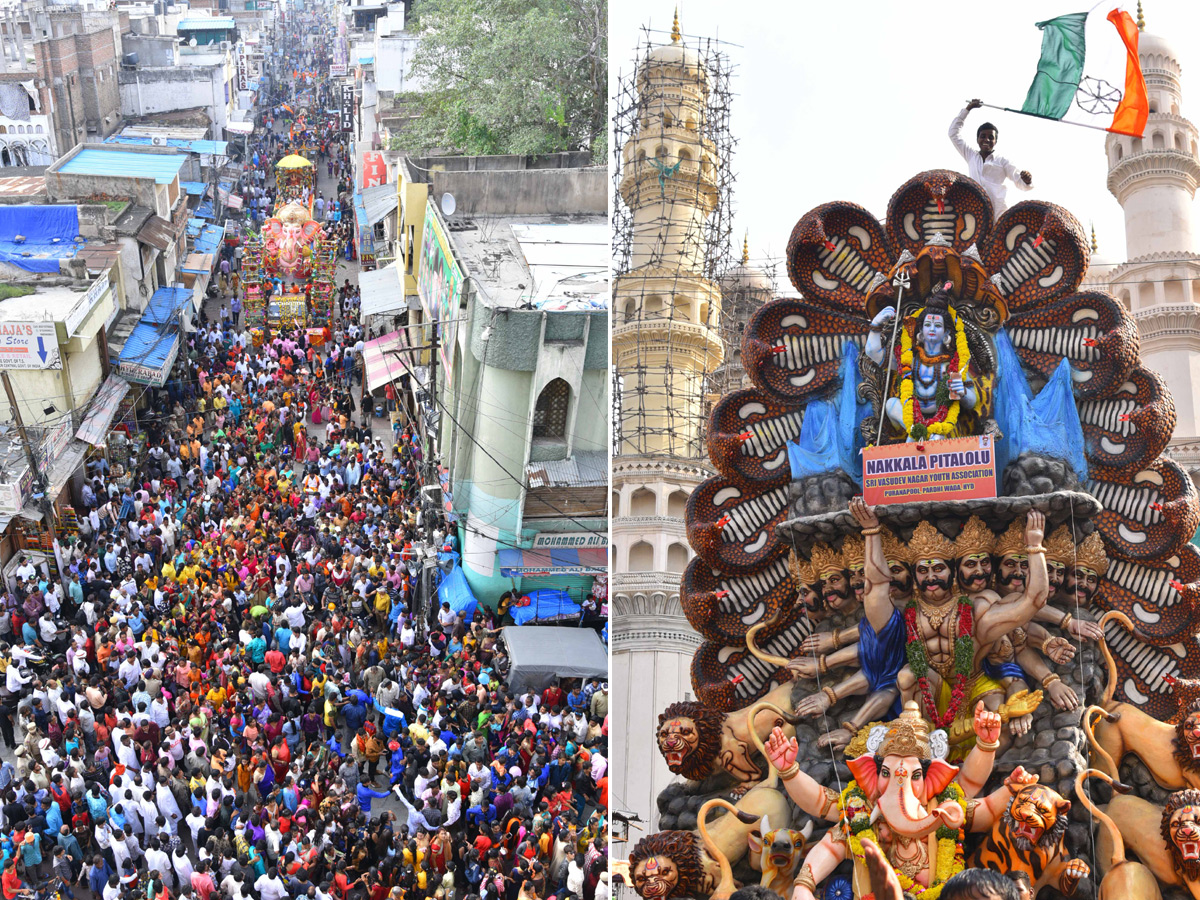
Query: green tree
397,0,606,161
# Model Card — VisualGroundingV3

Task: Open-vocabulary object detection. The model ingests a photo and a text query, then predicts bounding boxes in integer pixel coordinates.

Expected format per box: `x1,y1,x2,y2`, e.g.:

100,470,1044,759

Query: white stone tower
610,12,727,841
1100,4,1200,467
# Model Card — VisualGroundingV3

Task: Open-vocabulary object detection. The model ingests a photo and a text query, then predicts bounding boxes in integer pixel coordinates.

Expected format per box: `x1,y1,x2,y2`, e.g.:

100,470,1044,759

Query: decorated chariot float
625,169,1200,899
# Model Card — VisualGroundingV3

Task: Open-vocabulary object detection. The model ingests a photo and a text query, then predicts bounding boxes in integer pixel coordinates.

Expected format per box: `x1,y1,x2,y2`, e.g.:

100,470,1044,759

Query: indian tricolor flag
1019,8,1148,137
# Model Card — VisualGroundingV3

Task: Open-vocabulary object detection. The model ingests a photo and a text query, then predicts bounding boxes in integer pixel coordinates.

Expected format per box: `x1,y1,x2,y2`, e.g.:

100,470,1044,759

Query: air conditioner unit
151,135,165,145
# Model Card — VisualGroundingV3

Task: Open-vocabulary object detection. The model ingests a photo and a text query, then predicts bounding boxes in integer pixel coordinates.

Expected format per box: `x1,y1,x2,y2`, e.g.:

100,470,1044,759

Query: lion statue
1090,781,1200,899
1084,611,1200,791
627,830,709,900
657,686,796,784
658,702,731,783
627,785,791,900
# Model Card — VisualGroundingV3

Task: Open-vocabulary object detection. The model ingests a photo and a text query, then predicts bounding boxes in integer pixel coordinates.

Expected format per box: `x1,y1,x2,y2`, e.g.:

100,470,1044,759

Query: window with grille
533,378,570,440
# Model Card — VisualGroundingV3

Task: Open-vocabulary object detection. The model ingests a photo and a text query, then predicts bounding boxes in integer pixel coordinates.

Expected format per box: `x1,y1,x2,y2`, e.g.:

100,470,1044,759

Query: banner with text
862,435,996,506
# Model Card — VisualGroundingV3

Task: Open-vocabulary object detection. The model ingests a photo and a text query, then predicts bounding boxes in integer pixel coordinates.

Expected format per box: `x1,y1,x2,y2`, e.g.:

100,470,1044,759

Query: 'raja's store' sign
862,435,996,506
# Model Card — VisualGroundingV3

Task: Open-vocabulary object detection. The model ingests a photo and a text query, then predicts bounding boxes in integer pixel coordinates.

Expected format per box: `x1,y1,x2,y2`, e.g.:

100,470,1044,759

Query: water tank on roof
121,51,138,66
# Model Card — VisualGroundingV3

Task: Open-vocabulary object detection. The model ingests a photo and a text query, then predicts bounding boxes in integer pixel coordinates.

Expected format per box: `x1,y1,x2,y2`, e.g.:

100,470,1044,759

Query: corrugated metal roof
137,215,175,251
118,321,179,371
359,264,403,317
525,451,607,489
76,374,130,446
362,183,397,226
178,16,235,28
143,286,192,325
57,149,186,185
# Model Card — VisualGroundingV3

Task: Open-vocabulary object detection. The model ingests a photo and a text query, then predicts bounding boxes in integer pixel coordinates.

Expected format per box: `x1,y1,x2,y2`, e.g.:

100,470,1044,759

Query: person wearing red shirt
2,861,22,900
264,647,286,673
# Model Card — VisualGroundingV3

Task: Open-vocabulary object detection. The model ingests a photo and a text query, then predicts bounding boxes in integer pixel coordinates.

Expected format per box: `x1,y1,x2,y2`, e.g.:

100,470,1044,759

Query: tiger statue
968,778,1090,897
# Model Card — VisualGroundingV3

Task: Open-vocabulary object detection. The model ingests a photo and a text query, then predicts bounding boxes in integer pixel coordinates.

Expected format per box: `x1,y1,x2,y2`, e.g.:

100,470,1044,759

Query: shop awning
118,322,180,386
226,120,255,135
76,373,131,445
143,286,194,325
45,440,88,497
363,329,416,393
500,626,607,692
361,182,397,225
496,547,608,577
358,264,404,318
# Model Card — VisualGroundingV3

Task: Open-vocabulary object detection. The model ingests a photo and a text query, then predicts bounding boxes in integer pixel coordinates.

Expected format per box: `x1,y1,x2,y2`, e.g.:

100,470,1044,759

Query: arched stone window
532,378,570,440
628,541,654,572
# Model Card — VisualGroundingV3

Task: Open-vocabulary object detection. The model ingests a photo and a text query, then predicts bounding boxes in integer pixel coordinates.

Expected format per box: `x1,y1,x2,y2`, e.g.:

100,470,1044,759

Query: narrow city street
0,2,610,900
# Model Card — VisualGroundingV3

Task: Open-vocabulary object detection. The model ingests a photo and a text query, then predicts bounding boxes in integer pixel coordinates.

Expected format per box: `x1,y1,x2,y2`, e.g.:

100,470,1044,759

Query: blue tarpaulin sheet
0,205,81,273
511,588,581,626
180,181,207,196
195,201,215,219
437,564,477,622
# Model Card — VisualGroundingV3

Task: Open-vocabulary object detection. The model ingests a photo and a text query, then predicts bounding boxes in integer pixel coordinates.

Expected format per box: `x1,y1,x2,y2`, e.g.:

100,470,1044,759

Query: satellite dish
440,192,456,216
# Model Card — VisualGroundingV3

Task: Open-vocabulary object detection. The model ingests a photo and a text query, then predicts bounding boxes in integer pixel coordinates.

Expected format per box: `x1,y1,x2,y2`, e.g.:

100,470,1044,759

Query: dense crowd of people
0,9,610,900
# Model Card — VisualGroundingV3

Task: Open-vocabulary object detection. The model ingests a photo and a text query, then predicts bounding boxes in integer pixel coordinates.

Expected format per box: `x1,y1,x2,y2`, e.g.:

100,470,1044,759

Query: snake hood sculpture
685,169,1200,719
636,167,1200,900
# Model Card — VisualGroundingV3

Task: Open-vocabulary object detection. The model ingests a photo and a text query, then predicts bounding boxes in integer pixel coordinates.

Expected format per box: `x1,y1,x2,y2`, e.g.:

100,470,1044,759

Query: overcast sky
610,1,1200,293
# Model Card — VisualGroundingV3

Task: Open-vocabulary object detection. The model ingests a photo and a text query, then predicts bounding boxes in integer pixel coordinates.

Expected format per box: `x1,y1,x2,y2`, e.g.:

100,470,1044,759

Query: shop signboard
0,322,61,370
416,204,462,387
532,532,607,549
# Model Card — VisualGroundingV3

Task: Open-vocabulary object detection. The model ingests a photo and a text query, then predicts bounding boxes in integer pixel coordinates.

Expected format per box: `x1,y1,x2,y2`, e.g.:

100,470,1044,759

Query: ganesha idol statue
263,200,323,279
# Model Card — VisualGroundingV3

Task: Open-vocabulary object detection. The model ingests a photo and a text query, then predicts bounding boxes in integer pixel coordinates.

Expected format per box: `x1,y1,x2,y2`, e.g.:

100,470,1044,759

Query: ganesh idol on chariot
625,150,1200,898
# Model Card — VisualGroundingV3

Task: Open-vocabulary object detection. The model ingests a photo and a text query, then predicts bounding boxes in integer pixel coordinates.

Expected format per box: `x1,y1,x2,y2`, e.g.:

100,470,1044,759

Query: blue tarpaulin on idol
437,564,477,622
992,329,1088,484
511,589,582,626
0,205,81,273
787,340,872,486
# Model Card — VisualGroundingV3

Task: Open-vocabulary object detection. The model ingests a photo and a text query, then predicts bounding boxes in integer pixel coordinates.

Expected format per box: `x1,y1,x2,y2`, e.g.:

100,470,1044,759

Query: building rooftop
177,15,235,28
121,125,210,141
0,281,99,324
0,176,47,200
448,216,608,309
56,149,186,185
105,135,228,156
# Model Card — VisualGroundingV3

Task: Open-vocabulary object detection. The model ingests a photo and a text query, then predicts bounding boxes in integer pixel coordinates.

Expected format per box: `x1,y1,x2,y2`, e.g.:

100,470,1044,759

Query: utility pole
425,312,438,489
2,371,57,555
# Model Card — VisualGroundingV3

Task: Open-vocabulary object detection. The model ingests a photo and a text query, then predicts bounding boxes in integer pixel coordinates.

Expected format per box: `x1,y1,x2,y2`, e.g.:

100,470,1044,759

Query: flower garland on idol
840,781,967,899
895,294,972,441
904,596,974,730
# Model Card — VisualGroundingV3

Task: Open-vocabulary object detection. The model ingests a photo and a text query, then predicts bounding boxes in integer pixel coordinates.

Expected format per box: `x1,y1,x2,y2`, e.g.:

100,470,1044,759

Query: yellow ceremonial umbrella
276,154,313,169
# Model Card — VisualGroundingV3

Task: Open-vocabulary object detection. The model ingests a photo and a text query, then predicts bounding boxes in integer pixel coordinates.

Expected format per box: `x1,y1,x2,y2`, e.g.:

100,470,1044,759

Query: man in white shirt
948,99,1034,214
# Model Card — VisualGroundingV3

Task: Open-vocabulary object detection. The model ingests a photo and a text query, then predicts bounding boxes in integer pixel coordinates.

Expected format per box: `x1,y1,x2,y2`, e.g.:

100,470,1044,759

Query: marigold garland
905,597,974,729
840,781,967,899
897,305,972,440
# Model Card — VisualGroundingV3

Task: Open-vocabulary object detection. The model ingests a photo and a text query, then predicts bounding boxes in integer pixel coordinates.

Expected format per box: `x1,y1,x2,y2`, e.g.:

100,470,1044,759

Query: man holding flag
948,99,1034,214
947,6,1149,217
